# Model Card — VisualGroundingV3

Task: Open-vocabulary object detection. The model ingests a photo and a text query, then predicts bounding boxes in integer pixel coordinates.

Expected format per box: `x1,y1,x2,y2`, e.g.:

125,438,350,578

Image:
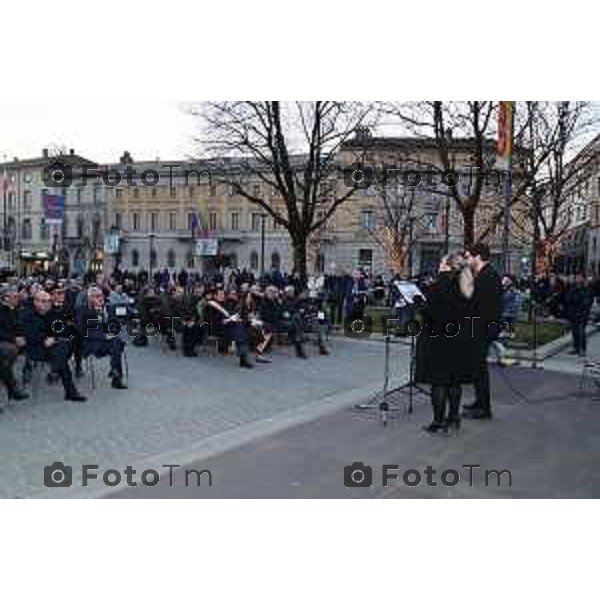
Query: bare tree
523,102,598,274
198,101,376,279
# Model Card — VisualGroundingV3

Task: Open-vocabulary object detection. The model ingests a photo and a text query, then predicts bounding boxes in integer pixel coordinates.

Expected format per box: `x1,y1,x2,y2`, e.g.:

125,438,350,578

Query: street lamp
149,233,156,279
260,213,267,278
444,195,450,255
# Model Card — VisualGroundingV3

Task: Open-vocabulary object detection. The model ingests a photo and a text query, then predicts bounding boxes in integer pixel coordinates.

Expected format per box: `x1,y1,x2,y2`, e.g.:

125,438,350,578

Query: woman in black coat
416,253,475,433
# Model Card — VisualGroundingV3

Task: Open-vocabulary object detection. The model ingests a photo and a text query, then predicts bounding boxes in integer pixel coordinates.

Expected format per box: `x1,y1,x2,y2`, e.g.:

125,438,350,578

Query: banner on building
497,101,514,170
195,238,219,256
104,233,120,255
43,194,65,223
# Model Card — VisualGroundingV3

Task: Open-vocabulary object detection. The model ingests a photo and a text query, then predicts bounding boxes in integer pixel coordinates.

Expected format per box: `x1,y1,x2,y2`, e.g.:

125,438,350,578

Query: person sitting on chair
0,284,29,406
77,286,128,390
204,287,254,369
21,291,87,402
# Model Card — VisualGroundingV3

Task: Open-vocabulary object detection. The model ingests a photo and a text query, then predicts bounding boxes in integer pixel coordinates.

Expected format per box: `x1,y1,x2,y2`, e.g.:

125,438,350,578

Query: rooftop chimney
42,149,49,158
69,148,75,156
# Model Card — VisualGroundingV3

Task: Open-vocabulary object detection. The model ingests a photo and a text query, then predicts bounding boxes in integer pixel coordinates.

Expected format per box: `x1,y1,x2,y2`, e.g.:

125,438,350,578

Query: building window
271,252,281,271
188,186,195,198
169,187,177,199
23,190,32,212
61,215,68,238
231,212,240,230
250,251,259,271
77,216,85,238
186,251,195,269
151,187,158,199
421,212,439,233
229,252,238,269
132,213,140,230
22,219,32,240
115,213,122,230
133,188,140,199
40,218,50,240
209,211,218,230
169,212,177,230
116,188,124,199
167,249,176,268
252,184,261,198
251,213,262,231
361,210,374,231
150,212,159,231
209,185,217,198
315,252,325,273
93,183,101,205
132,249,139,268
358,249,373,270
76,187,83,205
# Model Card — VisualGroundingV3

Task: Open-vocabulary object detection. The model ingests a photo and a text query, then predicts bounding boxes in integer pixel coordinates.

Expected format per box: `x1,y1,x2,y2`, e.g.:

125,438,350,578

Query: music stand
355,281,430,424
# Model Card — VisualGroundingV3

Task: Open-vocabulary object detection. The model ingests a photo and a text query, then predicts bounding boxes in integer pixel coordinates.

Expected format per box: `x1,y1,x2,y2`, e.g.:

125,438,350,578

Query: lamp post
260,213,267,278
149,233,156,279
444,195,450,255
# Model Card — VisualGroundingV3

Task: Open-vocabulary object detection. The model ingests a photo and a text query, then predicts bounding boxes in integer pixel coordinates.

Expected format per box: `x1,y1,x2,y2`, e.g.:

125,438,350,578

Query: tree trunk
292,236,308,282
462,209,475,249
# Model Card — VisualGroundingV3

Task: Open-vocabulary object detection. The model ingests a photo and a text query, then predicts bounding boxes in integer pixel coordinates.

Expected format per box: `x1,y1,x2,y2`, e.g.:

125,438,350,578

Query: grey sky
0,101,198,164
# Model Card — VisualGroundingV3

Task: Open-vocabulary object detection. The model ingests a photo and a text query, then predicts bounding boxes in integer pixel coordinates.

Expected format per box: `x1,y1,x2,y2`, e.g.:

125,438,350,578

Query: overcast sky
0,101,199,164
2,101,599,166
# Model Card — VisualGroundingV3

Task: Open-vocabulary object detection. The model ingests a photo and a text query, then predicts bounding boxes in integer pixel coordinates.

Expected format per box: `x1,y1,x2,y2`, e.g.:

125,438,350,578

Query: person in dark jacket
77,287,127,389
565,273,593,356
462,243,503,420
204,287,253,368
416,253,475,433
0,285,29,405
21,290,86,402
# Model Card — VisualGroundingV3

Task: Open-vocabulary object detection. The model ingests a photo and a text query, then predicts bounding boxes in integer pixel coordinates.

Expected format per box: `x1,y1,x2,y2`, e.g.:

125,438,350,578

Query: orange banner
497,101,514,163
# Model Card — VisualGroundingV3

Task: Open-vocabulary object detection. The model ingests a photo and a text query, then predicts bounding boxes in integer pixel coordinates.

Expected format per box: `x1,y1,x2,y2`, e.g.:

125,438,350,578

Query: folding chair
86,346,129,390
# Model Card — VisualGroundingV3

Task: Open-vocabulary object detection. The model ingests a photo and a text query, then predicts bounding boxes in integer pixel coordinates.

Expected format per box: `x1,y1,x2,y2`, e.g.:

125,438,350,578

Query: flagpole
2,155,8,267
500,101,515,275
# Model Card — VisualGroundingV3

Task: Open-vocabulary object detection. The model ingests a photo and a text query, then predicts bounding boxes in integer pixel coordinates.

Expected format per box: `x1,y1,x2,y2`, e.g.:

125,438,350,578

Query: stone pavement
112,338,600,499
0,337,409,498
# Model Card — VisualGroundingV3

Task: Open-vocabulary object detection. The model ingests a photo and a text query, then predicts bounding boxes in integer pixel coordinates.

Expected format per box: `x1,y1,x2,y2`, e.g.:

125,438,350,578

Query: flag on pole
190,212,200,237
497,101,514,170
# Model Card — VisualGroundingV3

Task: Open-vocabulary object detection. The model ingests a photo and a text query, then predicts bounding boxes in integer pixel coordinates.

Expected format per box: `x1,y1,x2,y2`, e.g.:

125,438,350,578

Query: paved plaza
3,332,600,499
1,337,409,498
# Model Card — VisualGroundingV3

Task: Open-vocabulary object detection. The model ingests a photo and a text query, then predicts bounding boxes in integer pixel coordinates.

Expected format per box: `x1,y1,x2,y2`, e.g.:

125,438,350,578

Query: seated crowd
0,270,332,413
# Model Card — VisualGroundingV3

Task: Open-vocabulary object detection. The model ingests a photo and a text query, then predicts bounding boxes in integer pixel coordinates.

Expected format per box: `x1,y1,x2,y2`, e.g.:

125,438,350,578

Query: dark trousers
473,340,492,414
182,324,199,353
431,384,462,423
84,338,125,376
31,340,77,396
571,321,587,354
223,323,249,356
0,341,19,390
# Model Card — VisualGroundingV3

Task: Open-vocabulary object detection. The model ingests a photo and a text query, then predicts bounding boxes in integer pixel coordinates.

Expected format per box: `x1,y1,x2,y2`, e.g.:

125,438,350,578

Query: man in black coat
463,243,503,420
21,290,87,402
77,287,127,389
0,285,29,406
565,273,593,357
